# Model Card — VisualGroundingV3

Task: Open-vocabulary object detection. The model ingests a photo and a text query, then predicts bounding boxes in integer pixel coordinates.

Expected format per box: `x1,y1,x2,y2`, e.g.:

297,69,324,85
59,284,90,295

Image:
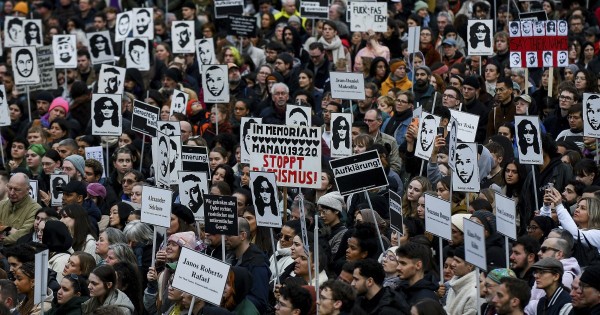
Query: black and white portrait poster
12,46,40,85
169,135,183,185
98,64,125,95
131,100,159,137
158,121,181,136
542,51,553,67
0,85,11,127
533,21,545,36
115,11,133,42
557,51,568,67
52,35,77,69
23,20,42,47
515,116,543,165
92,94,122,136
196,38,216,67
557,20,568,36
153,130,171,188
29,180,38,202
330,113,352,158
509,21,521,37
286,104,311,126
240,117,262,163
546,20,556,35
510,52,522,67
50,174,69,206
178,171,209,221
583,93,600,138
171,21,195,53
181,146,211,178
526,51,538,68
414,112,441,160
125,38,150,71
133,8,154,39
4,17,24,47
520,21,533,36
202,64,229,103
448,117,458,171
452,142,480,192
250,171,281,228
86,31,114,65
170,89,189,115
467,19,493,56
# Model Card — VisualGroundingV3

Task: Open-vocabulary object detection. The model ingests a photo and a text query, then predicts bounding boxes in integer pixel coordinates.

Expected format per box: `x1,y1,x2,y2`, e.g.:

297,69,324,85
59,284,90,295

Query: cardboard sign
12,46,40,85
26,46,56,92
50,174,69,206
154,131,171,188
300,0,328,18
286,104,311,127
86,31,114,65
23,20,43,47
125,38,150,71
448,117,458,171
172,21,196,53
583,93,600,138
158,121,182,136
414,113,441,160
170,89,189,115
131,100,160,137
202,64,229,103
249,171,281,228
250,124,322,188
97,65,126,95
228,15,257,37
178,171,209,221
0,85,10,127
329,150,388,195
515,116,543,165
389,191,403,235
464,218,487,271
181,146,211,178
349,2,387,32
133,8,154,39
204,194,238,235
329,72,365,100
214,0,244,19
330,113,352,158
52,35,77,68
495,193,517,240
85,146,106,177
240,117,262,164
407,26,421,54
172,247,230,305
449,110,479,142
4,17,24,47
29,180,38,202
452,143,481,193
141,186,172,228
169,136,183,185
509,20,568,67
196,38,216,66
34,250,49,304
115,11,133,42
92,94,122,136
467,19,494,56
424,193,451,240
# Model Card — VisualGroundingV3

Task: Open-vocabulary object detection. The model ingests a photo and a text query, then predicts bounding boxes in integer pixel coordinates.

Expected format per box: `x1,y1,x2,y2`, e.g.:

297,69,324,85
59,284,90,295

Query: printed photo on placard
50,174,69,206
452,143,480,192
546,20,556,35
86,31,114,65
125,38,150,71
29,180,38,201
170,89,189,115
202,64,229,103
4,17,24,47
169,136,183,185
557,20,568,36
97,65,125,95
414,113,441,160
92,94,122,136
510,52,522,67
52,35,77,69
12,46,40,85
330,113,352,158
533,21,545,36
178,171,209,220
23,20,42,47
172,21,195,53
240,117,261,163
158,121,181,136
542,51,553,67
154,130,170,188
250,171,281,228
557,51,568,67
509,21,520,37
526,51,538,67
515,116,543,165
196,38,216,65
0,85,10,127
467,20,493,55
583,93,600,137
520,21,533,36
115,11,133,42
133,8,154,39
286,104,311,126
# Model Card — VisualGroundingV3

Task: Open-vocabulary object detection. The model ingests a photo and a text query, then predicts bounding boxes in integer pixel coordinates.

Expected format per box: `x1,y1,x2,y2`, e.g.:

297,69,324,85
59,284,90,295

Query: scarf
317,36,345,63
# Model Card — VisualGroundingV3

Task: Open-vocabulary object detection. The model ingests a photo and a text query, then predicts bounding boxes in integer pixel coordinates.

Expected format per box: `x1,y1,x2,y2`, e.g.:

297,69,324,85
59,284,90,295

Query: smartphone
437,127,444,136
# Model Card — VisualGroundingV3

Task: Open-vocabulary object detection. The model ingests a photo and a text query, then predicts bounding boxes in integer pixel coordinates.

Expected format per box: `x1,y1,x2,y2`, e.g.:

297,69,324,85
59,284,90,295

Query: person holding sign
444,246,478,315
470,210,506,269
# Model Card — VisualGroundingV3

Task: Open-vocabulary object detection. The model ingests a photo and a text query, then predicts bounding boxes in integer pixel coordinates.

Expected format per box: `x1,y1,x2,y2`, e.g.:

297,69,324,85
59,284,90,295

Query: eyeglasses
318,208,333,216
559,95,574,101
540,246,560,253
277,233,293,242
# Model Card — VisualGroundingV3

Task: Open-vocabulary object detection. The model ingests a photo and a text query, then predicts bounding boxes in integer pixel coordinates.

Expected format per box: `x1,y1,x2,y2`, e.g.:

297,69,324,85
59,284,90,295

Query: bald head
7,173,30,203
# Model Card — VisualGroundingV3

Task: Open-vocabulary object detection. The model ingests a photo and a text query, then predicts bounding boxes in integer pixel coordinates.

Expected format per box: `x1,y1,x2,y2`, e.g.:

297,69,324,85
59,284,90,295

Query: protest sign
170,89,189,115
86,31,114,65
50,174,68,206
169,136,183,185
12,46,40,85
300,0,328,18
407,26,421,54
141,186,172,228
286,104,311,127
466,20,494,56
349,2,387,32
52,35,77,68
27,46,56,92
452,143,481,193
204,194,238,235
196,38,216,66
29,180,38,202
179,171,209,221
0,85,10,127
172,247,230,305
131,100,159,137
125,38,150,70
214,0,244,19
4,17,24,47
329,150,388,195
515,116,543,165
495,193,517,240
202,64,230,103
154,131,171,188
92,94,122,136
133,8,154,39
389,191,403,235
181,146,211,178
449,110,479,142
159,121,181,136
509,20,567,67
240,117,262,163
583,93,600,138
23,20,42,47
172,21,195,53
34,250,48,304
464,218,487,271
249,124,321,188
228,15,257,37
85,146,106,177
424,193,451,240
329,72,365,100
249,171,281,228
448,117,458,170
414,113,441,160
115,11,133,42
97,64,126,95
330,113,352,158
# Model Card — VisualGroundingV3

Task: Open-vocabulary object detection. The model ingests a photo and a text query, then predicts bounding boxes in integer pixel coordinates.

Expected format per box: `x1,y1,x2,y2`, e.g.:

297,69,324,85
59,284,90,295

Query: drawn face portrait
337,118,348,139
181,175,203,213
118,14,130,36
521,21,532,35
175,24,190,48
8,21,22,42
544,52,552,64
206,67,225,96
511,52,521,67
173,93,186,112
100,100,115,118
129,42,145,65
198,40,213,64
93,35,107,51
586,96,600,130
510,22,520,36
455,145,474,184
420,116,436,151
57,39,75,63
523,122,536,145
136,10,151,34
547,21,555,33
534,21,545,35
102,69,121,94
159,137,169,177
558,51,568,65
289,109,308,126
259,180,271,204
558,21,567,34
52,177,66,199
527,52,537,66
475,24,487,41
450,120,457,159
16,49,33,77
243,119,257,154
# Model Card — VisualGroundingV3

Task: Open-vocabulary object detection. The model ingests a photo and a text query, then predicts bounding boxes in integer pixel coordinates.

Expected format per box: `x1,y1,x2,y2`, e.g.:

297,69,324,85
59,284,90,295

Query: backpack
572,230,600,267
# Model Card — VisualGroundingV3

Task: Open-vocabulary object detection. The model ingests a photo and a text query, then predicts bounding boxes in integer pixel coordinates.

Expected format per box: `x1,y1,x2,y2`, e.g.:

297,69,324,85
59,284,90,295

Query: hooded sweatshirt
82,289,135,315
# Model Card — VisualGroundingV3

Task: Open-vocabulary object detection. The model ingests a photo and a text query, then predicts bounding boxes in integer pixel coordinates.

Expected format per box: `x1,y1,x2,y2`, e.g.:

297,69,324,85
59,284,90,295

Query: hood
231,266,252,305
561,257,581,275
42,221,73,253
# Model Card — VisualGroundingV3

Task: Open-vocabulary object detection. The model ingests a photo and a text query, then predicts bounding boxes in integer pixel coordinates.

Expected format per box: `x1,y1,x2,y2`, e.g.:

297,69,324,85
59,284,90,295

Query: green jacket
0,196,41,245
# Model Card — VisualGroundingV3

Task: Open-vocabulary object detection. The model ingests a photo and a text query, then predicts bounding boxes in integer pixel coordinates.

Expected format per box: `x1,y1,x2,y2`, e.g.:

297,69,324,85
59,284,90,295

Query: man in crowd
352,259,409,314
0,173,41,245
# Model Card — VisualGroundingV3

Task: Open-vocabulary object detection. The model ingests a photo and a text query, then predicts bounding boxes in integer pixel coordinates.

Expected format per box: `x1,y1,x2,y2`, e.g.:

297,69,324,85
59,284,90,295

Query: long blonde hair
402,176,432,218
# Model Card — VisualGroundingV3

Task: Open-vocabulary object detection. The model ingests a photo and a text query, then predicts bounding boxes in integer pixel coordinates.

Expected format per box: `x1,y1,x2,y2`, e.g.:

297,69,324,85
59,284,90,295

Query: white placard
240,117,262,163
448,117,458,171
153,131,171,188
179,171,209,221
125,38,150,71
12,46,40,85
515,116,543,165
50,174,69,206
4,17,24,47
407,26,421,54
34,250,49,304
172,21,195,53
172,247,230,305
583,93,600,138
169,136,183,185
250,171,281,228
97,65,126,95
85,146,106,177
29,180,38,201
495,193,517,240
0,85,10,127
349,2,387,32
115,11,133,42
23,20,43,47
52,35,77,69
158,121,181,136
414,112,441,160
141,185,172,228
464,218,487,271
86,31,114,65
533,21,546,36
424,193,451,240
466,19,494,56
329,72,365,100
92,94,122,136
196,38,216,66
202,64,229,103
170,89,189,115
449,110,479,142
452,143,480,192
330,113,352,158
133,8,154,39
286,104,311,127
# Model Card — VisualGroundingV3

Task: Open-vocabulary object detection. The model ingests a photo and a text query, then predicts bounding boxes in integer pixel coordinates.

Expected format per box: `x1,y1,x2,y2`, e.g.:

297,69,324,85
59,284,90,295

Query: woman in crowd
269,219,301,285
294,240,328,287
346,222,382,261
123,221,153,287
17,207,59,244
574,68,599,94
298,69,323,113
402,176,432,218
212,164,236,192
62,252,97,278
82,265,135,314
61,204,97,257
208,146,230,173
105,243,138,268
242,206,273,256
366,57,390,88
382,246,401,289
96,228,127,265
113,262,144,315
436,176,469,214
26,144,46,177
109,202,136,231
47,273,89,315
16,262,53,315
42,221,74,283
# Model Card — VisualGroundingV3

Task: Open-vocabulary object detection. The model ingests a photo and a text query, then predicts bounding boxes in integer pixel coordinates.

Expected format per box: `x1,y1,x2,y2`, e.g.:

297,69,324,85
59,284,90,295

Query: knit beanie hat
317,191,345,213
87,183,107,198
165,68,183,82
580,265,600,292
36,91,54,103
390,59,406,74
531,216,557,239
49,97,69,115
565,64,579,74
28,144,46,157
471,210,496,234
64,155,85,177
463,76,480,89
451,213,472,233
168,231,197,250
453,245,466,260
487,268,516,284
14,2,28,15
413,1,428,13
416,65,432,76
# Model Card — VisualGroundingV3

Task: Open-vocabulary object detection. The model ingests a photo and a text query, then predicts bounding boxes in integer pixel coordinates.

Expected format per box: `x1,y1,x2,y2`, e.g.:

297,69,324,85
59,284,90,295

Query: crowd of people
0,0,600,314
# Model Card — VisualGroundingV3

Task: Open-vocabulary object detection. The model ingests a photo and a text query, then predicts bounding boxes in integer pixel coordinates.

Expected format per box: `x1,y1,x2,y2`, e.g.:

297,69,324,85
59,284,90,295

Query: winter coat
485,232,507,269
445,270,479,315
398,278,440,306
29,288,53,315
354,286,410,315
47,295,88,315
0,195,41,245
269,242,294,284
228,244,271,314
82,289,135,315
530,257,581,304
49,251,71,283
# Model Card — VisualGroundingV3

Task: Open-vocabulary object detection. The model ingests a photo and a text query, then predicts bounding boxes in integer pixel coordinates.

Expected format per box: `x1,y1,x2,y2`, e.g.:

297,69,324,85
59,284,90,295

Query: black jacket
536,287,572,315
354,286,410,315
397,278,439,306
485,232,507,269
228,244,271,314
47,296,89,315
